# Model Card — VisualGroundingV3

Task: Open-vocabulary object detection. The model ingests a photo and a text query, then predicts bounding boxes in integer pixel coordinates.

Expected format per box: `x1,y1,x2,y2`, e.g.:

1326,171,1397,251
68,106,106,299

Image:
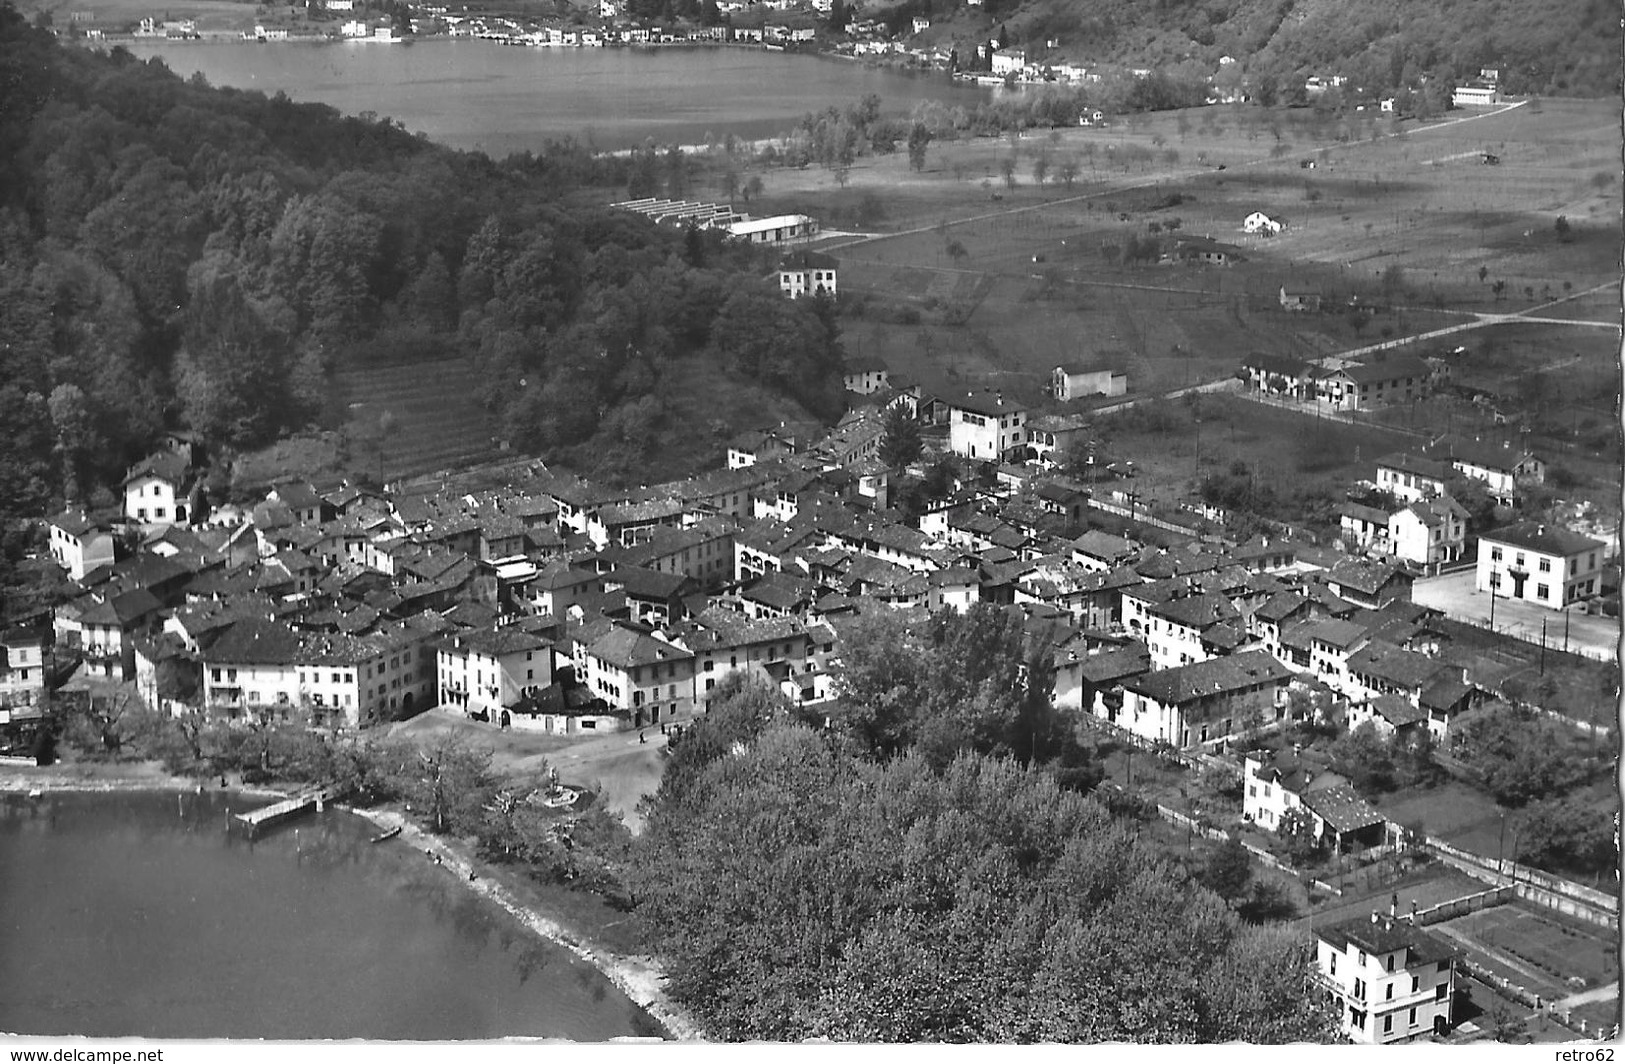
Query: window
1515,553,1525,567
1357,952,1366,968
1435,983,1447,1000
1409,1007,1418,1027
1353,977,1366,1000
1489,572,1501,589
1330,954,1337,975
1490,547,1502,561
1536,584,1548,600
1386,955,1395,973
1383,1015,1392,1034
1538,558,1551,573
1386,982,1394,999
212,669,221,683
332,672,341,684
1411,976,1420,993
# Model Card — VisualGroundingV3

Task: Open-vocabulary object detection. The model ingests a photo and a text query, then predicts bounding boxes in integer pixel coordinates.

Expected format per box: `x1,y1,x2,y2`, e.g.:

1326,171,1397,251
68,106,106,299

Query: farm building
727,214,820,245
1051,363,1128,401
1279,286,1321,312
1451,81,1500,107
1244,212,1284,236
1162,236,1245,266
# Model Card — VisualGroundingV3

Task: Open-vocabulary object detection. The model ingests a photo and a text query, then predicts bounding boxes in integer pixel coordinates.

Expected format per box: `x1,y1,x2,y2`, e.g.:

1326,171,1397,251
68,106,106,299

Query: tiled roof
1302,782,1387,833
1123,650,1293,706
1481,521,1604,558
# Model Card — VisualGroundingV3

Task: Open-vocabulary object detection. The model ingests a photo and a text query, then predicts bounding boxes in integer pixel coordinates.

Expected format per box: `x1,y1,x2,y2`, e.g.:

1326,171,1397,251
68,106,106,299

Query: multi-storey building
1315,915,1456,1043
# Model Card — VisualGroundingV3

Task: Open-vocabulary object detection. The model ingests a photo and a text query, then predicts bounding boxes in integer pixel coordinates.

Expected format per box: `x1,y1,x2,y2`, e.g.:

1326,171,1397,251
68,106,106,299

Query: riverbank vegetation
42,605,1343,1042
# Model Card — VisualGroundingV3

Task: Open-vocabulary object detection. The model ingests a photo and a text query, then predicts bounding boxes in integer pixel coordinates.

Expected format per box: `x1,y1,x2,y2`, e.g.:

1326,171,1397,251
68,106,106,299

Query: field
722,99,1620,460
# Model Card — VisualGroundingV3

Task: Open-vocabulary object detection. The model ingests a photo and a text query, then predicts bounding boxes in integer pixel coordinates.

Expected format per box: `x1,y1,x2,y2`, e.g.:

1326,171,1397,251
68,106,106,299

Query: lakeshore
111,36,990,155
0,761,700,1041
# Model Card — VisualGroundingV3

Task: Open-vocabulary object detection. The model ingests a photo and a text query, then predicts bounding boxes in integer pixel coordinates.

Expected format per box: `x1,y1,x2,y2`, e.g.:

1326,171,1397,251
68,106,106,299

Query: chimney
1537,524,1546,536
1390,892,1399,917
1371,911,1381,925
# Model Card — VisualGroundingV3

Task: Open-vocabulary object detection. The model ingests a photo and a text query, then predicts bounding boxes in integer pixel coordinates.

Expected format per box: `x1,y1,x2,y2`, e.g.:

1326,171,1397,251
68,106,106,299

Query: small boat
26,788,43,799
370,825,402,844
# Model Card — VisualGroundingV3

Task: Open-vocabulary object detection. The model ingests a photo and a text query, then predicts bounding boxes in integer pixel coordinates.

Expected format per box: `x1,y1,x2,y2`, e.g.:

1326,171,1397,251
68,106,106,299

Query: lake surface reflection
118,40,991,155
0,791,660,1040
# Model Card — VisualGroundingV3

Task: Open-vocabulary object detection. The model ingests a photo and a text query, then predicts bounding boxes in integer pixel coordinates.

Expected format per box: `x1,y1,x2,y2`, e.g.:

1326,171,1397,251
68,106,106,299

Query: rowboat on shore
370,825,402,844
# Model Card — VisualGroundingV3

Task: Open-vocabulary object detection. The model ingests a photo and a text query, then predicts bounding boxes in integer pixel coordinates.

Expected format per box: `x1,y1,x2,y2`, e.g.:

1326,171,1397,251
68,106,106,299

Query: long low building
1116,649,1295,748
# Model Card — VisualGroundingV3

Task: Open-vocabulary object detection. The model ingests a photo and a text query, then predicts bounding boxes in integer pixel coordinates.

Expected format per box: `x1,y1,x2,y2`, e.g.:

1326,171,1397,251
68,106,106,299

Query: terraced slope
334,355,501,480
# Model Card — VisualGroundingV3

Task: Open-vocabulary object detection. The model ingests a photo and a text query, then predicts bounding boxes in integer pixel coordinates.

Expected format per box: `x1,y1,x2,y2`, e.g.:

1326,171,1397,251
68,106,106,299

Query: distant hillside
906,0,1619,98
0,0,847,529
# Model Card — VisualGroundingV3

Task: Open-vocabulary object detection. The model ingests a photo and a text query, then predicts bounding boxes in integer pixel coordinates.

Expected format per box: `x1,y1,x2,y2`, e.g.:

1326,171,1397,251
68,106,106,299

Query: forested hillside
919,0,1618,98
0,2,844,530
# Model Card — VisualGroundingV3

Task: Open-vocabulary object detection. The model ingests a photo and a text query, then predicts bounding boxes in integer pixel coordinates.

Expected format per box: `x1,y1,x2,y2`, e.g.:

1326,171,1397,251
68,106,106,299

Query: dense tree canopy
0,2,848,529
633,689,1338,1042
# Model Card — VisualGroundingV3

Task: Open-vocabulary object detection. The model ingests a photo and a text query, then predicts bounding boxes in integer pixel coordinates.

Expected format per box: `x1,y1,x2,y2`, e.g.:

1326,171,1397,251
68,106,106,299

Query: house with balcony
1388,494,1467,569
436,624,552,724
573,622,694,727
670,607,811,709
1424,435,1544,506
0,627,49,722
1315,915,1456,1043
1476,522,1606,609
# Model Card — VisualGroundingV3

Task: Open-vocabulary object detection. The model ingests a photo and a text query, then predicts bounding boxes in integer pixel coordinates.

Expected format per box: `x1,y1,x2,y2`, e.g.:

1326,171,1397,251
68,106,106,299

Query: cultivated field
724,98,1620,436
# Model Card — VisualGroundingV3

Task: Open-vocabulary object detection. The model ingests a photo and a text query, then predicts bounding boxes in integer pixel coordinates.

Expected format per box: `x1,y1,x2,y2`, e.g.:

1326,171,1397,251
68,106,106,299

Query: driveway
1411,570,1620,663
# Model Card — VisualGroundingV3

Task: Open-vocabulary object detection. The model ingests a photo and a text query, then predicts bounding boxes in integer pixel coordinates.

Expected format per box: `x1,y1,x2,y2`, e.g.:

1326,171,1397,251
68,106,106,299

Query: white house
47,510,116,580
1315,916,1456,1043
1116,651,1293,749
1425,435,1544,506
946,389,1029,461
1374,452,1450,503
1476,521,1606,609
776,249,838,299
123,450,194,528
1244,212,1284,236
990,48,1026,76
1051,363,1127,401
574,623,695,727
437,625,552,723
1387,494,1466,569
0,627,47,722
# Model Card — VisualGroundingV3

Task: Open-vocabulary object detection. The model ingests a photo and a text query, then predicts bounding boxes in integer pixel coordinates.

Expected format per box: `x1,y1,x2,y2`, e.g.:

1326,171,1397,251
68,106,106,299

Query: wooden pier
231,784,347,838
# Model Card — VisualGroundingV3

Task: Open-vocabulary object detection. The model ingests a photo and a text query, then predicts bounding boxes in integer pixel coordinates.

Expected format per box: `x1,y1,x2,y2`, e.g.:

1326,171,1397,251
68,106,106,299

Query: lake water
117,39,991,155
0,791,662,1040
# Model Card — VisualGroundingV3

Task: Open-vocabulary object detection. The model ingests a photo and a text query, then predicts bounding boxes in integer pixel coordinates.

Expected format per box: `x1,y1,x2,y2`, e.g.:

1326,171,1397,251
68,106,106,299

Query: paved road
1411,569,1620,663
